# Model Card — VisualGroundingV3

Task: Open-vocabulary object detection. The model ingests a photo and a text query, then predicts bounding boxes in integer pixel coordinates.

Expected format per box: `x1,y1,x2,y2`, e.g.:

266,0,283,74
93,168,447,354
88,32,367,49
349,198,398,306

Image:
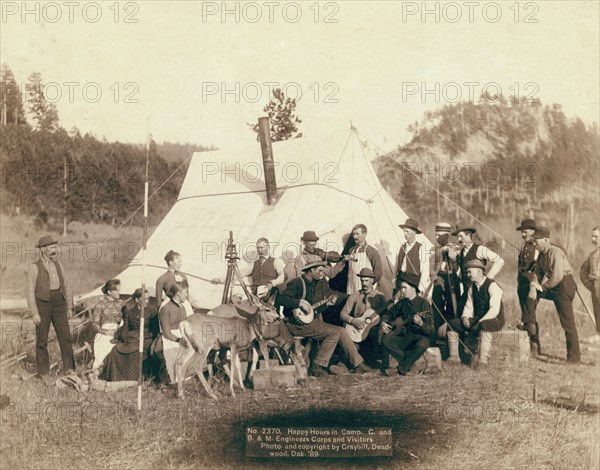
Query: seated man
278,261,371,376
380,272,434,375
449,259,505,367
340,268,388,367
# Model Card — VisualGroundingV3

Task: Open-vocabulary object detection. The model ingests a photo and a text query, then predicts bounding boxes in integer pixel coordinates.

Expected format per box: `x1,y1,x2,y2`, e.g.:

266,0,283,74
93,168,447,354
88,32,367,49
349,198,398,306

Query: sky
1,1,599,149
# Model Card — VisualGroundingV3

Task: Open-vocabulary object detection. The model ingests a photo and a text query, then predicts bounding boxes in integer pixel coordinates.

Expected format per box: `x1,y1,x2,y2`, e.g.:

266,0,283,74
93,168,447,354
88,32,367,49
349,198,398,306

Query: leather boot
447,331,461,363
477,331,493,366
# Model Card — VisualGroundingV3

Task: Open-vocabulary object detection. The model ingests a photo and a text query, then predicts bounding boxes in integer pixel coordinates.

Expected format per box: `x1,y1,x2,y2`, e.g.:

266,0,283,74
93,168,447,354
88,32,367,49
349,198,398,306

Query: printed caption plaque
246,427,393,458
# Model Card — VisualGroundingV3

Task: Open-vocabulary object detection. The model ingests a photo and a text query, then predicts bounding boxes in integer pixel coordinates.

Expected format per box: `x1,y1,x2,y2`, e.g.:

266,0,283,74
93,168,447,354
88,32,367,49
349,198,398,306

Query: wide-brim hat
532,227,550,239
357,267,376,279
516,219,537,231
452,224,477,236
399,272,420,292
36,235,58,248
465,259,486,270
399,218,422,234
301,230,319,242
301,261,328,271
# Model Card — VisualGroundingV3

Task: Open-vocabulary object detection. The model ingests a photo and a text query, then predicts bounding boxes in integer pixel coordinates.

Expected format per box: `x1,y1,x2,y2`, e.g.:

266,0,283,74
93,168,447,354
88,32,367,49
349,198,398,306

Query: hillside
373,98,599,261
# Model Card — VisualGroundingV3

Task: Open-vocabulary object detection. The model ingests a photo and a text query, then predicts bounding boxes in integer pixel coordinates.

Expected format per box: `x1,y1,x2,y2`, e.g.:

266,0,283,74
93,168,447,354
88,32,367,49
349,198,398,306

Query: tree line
0,63,213,229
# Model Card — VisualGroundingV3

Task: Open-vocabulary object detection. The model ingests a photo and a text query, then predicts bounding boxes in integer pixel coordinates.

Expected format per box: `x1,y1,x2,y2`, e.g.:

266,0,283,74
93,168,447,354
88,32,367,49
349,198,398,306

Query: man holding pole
531,227,581,364
26,235,75,377
580,226,600,342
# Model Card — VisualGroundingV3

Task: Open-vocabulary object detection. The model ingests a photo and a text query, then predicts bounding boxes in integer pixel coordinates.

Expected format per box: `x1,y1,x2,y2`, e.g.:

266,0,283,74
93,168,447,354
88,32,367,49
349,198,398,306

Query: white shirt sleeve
420,245,430,294
478,282,503,322
271,258,286,287
476,245,504,279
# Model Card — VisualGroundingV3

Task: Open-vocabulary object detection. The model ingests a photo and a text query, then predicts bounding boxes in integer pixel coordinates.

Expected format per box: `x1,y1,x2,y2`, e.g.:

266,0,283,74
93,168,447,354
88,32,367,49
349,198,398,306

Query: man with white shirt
449,259,505,367
345,224,383,295
212,237,285,300
395,218,430,294
450,224,504,295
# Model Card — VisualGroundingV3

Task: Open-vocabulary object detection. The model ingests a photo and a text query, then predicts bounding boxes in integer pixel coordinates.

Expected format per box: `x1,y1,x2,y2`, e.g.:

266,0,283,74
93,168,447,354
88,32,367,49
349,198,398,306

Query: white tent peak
81,128,432,308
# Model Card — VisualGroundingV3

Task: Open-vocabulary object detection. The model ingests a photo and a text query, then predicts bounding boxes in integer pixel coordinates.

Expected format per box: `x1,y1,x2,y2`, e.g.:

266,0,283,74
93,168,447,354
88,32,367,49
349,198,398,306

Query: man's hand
447,248,458,261
380,322,392,335
265,282,273,291
210,278,221,285
32,313,41,326
352,318,365,329
413,315,424,327
326,295,338,306
67,308,73,319
437,323,448,338
462,316,472,329
528,286,538,301
299,299,312,312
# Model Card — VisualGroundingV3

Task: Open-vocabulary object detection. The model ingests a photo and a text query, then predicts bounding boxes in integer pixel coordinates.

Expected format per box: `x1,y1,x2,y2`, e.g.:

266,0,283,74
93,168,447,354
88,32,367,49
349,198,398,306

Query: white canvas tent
82,128,432,308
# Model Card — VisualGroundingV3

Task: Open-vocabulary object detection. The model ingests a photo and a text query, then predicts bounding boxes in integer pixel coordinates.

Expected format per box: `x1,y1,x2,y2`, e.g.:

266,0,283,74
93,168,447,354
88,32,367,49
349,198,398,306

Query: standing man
26,235,75,377
293,230,347,280
451,224,504,296
380,272,434,375
449,259,505,367
516,219,542,355
532,227,581,364
212,237,285,299
278,262,371,376
345,224,383,295
580,226,600,342
396,218,430,294
430,222,461,361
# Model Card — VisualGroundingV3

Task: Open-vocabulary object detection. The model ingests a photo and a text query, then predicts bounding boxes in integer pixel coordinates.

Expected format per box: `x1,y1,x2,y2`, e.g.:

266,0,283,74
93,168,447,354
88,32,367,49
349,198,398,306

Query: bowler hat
435,222,452,233
36,235,58,248
465,259,486,270
301,230,319,242
452,224,477,236
399,272,420,292
399,218,422,234
301,261,328,271
516,219,537,231
357,267,376,278
532,227,550,239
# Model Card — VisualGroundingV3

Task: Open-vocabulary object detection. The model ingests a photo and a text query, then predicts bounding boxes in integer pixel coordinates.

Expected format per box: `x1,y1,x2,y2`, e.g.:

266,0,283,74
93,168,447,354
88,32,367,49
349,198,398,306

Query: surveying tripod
221,231,253,304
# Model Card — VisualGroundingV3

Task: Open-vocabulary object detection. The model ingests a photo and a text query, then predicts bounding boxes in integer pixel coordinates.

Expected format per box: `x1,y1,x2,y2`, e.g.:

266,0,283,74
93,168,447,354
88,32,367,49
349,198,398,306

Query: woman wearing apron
159,281,188,383
91,279,123,374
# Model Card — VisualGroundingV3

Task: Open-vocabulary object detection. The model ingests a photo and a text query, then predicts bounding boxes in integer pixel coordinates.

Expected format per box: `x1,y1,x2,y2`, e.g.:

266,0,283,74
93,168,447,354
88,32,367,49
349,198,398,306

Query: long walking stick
575,286,597,330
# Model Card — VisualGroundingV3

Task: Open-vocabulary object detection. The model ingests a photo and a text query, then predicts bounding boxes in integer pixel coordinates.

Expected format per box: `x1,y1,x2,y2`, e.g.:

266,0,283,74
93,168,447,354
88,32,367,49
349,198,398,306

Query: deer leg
197,347,218,400
229,345,238,398
175,343,197,399
235,351,245,390
259,340,271,369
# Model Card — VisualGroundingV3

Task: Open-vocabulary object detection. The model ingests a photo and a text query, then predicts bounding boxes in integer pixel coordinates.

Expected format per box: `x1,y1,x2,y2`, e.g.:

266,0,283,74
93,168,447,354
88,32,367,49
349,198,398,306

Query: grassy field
1,214,599,469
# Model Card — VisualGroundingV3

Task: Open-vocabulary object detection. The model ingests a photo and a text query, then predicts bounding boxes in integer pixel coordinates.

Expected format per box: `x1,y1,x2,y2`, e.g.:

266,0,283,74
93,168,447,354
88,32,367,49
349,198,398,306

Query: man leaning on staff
25,235,75,377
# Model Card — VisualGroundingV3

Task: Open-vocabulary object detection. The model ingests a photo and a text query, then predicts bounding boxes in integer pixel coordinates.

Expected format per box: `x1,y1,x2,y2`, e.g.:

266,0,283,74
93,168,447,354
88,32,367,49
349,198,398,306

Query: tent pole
138,120,150,412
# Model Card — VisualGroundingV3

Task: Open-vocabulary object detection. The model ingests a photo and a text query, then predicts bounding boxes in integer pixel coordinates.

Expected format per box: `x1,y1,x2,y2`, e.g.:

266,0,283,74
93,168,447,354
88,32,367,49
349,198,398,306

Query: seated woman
155,250,200,315
101,288,159,382
91,279,123,375
159,281,188,384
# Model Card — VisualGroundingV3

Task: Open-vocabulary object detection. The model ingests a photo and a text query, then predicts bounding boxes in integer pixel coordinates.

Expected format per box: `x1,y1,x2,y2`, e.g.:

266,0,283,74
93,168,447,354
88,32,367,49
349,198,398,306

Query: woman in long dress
91,279,123,374
101,288,159,382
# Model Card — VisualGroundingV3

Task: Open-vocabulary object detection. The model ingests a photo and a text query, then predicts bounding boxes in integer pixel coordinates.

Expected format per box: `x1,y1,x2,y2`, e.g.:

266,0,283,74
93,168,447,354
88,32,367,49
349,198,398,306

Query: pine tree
25,72,60,132
249,88,302,141
0,63,27,126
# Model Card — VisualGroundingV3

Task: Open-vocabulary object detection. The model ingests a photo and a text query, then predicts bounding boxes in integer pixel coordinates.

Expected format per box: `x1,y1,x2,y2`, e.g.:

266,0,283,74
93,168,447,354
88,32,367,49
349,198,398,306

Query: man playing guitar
340,268,388,365
278,261,371,376
379,272,434,376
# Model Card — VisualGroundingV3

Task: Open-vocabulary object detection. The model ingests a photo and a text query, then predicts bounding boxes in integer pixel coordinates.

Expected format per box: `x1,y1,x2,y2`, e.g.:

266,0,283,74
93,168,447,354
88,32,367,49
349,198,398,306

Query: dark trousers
449,314,504,364
517,280,541,346
285,317,340,368
590,282,600,333
539,275,580,362
381,332,429,373
35,290,75,375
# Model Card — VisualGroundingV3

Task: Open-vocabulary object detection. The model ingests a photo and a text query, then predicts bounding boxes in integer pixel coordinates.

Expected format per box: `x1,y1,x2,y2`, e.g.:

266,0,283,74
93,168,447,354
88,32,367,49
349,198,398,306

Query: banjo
292,294,338,324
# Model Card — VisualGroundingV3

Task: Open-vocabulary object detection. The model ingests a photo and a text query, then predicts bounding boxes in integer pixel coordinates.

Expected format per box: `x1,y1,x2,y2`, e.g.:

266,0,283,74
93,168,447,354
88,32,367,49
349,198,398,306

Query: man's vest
457,243,485,285
34,259,66,301
251,257,278,291
472,278,504,322
518,241,537,283
397,242,422,276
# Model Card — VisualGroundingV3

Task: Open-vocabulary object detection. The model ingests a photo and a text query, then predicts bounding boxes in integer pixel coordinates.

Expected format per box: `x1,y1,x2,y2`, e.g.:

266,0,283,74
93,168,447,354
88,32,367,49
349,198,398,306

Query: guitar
292,294,338,325
384,310,430,337
345,291,403,343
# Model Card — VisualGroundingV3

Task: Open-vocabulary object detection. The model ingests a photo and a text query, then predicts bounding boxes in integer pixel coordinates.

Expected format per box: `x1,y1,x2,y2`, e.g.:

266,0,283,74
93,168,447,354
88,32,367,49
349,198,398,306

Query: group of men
26,220,599,379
